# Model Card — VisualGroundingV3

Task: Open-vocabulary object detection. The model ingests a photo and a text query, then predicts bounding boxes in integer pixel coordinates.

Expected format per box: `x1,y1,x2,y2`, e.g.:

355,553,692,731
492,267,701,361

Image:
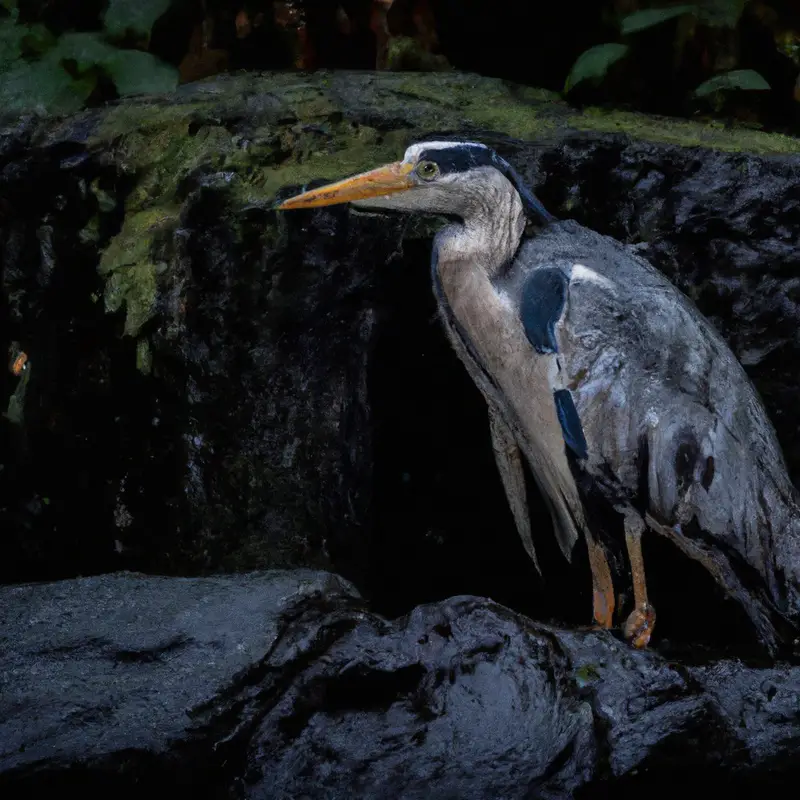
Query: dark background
6,0,800,131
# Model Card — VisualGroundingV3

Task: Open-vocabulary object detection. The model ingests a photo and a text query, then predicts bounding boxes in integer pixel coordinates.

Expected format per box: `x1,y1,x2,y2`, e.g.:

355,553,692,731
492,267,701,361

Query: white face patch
571,263,615,291
403,140,488,164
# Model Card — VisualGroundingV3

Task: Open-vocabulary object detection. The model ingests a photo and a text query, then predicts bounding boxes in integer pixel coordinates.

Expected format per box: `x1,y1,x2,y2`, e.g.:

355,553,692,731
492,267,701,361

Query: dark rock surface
1,571,799,797
0,570,357,777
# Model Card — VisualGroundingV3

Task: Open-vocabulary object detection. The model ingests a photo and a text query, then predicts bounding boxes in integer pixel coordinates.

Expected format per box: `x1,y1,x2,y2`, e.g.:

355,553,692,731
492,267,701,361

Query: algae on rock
98,207,178,338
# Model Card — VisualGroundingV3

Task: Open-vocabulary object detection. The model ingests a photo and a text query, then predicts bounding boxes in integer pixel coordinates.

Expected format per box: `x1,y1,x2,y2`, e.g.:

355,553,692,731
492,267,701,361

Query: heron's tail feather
489,408,541,574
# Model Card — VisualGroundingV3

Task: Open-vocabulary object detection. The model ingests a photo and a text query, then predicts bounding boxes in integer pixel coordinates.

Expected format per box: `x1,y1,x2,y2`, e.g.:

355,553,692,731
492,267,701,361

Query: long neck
433,176,526,281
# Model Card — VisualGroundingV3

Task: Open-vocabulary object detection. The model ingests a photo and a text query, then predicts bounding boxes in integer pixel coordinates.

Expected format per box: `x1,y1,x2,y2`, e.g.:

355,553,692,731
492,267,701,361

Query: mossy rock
67,71,798,342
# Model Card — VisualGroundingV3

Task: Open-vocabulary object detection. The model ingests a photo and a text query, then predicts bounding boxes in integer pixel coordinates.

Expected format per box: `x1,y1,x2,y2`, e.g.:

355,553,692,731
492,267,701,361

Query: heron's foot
623,603,656,649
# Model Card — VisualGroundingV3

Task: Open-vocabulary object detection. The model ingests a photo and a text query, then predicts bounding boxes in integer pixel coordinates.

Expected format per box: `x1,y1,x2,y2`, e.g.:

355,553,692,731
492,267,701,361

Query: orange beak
277,161,415,210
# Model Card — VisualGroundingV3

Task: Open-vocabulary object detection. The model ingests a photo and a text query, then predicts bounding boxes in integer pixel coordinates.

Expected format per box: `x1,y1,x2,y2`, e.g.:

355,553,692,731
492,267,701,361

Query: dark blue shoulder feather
553,389,588,460
519,267,569,355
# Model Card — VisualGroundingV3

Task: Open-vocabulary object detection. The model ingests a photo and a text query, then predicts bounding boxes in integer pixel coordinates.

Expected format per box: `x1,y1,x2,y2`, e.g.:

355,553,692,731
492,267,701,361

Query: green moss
92,91,423,348
89,178,117,213
95,101,206,144
78,214,101,245
278,83,340,118
97,91,414,206
99,207,174,272
402,213,452,240
573,663,601,688
115,124,234,210
104,263,157,336
238,127,412,203
99,207,177,336
136,337,152,375
570,106,800,155
372,72,800,155
392,73,559,139
459,82,561,138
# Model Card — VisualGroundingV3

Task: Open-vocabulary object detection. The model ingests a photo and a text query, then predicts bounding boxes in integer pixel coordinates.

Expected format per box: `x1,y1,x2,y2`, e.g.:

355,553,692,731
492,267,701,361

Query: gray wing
432,248,580,568
515,221,800,639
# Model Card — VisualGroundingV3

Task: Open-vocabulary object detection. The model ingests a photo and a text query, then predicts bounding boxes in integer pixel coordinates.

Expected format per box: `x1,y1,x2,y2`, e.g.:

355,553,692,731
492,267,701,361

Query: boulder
1,571,799,797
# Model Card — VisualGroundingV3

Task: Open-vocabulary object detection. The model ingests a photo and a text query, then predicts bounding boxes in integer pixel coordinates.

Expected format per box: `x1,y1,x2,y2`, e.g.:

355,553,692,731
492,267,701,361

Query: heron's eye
416,160,440,181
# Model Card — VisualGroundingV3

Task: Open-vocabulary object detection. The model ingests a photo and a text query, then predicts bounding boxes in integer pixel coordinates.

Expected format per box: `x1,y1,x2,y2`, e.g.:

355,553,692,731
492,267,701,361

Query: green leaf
56,32,178,96
104,49,178,96
620,5,698,35
103,0,172,38
56,31,116,71
0,51,96,115
20,24,58,57
1,16,58,72
564,43,630,93
1,30,178,113
694,69,771,96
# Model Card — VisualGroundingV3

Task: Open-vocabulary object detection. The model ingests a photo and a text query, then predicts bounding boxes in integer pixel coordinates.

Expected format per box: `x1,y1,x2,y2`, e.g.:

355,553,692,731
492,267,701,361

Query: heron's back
512,220,800,621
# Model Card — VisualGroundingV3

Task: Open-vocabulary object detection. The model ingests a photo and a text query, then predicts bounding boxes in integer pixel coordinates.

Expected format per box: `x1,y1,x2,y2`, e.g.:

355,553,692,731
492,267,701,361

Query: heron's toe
623,603,656,649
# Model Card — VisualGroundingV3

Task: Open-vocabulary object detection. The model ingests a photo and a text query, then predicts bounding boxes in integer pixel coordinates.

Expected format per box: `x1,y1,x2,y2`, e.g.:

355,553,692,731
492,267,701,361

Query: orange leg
585,535,615,629
622,516,656,648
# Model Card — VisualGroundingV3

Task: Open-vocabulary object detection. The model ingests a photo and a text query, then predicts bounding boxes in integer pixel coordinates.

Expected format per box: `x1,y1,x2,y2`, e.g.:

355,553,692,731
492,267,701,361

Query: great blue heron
278,139,800,653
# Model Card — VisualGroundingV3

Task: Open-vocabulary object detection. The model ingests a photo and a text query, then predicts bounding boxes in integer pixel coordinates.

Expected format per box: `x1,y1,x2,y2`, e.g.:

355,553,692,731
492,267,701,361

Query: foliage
565,0,770,106
695,68,770,96
0,1,796,130
0,0,178,115
564,43,630,92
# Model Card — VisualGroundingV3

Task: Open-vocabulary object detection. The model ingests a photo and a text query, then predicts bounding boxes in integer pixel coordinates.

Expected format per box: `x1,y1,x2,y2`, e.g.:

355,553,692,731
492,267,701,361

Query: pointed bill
277,161,415,210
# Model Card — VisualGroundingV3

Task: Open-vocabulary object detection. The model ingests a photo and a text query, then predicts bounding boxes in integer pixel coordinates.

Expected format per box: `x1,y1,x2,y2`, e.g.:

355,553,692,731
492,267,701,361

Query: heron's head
277,140,554,224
